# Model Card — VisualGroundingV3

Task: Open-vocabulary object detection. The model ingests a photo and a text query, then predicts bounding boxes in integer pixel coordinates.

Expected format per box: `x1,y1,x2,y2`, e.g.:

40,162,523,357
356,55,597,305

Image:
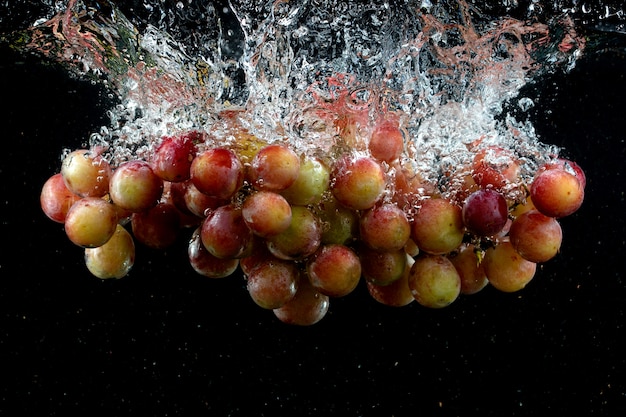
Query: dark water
1,1,626,415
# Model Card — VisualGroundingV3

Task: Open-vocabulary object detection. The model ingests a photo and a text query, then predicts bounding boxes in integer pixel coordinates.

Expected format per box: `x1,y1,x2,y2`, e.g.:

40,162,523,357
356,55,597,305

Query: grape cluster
40,112,585,325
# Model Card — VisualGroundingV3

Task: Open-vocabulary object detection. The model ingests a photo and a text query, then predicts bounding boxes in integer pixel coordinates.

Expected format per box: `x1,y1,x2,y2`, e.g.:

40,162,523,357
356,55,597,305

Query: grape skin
40,173,80,223
509,210,563,263
61,149,111,198
188,227,239,278
84,224,135,279
307,244,361,298
411,198,464,255
483,242,537,293
408,254,461,309
109,160,164,212
64,197,118,248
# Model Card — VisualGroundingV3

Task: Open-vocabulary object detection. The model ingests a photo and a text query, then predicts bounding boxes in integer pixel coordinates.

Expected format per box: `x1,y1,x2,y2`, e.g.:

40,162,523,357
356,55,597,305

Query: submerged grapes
29,0,591,325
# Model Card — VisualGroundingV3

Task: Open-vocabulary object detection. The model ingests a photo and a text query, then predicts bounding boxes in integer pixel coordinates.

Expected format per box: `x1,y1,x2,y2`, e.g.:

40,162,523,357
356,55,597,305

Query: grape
331,155,386,210
61,149,112,198
318,197,359,245
246,258,300,309
84,224,135,279
359,203,411,252
151,133,198,182
367,255,415,307
408,254,461,308
509,210,563,263
483,242,537,293
368,119,404,163
471,146,520,190
273,276,330,326
182,180,227,218
40,173,80,223
109,160,164,212
462,189,508,236
266,205,321,260
530,165,584,218
359,245,407,286
188,227,239,278
280,156,330,205
131,202,181,249
249,144,301,191
190,148,244,199
64,197,118,248
200,204,254,259
449,244,489,295
242,191,292,237
411,198,464,255
160,181,201,228
307,244,361,297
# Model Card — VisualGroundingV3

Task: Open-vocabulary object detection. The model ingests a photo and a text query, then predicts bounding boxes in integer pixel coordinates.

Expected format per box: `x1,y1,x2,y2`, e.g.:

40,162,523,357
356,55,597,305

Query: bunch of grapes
40,109,585,326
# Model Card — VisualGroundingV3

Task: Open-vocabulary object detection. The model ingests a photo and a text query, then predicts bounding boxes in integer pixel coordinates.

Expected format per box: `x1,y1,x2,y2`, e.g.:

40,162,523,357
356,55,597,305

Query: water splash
1,0,619,201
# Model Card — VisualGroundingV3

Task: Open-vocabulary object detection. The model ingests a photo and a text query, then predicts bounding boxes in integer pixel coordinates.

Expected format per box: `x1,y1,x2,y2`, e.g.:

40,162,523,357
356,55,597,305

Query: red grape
84,224,135,279
64,197,118,248
61,149,111,197
408,254,461,308
280,156,330,205
483,242,536,292
200,204,254,259
472,146,520,190
331,155,386,210
190,148,244,199
359,246,407,286
509,210,563,263
266,205,321,260
462,189,508,236
109,160,164,212
188,227,239,278
246,258,299,309
368,119,404,163
411,198,464,255
249,144,300,191
359,203,411,252
40,173,80,223
307,244,362,297
273,277,330,326
151,133,197,182
367,255,415,307
449,244,489,295
530,165,584,218
242,191,292,237
131,202,181,249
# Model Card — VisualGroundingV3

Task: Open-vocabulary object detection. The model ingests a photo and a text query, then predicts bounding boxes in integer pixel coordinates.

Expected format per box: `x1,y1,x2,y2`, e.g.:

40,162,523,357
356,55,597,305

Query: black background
1,8,626,417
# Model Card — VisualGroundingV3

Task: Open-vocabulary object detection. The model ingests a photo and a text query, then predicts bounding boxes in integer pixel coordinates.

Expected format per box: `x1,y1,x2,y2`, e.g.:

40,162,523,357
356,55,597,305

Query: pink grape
483,242,537,293
462,189,508,236
188,227,239,278
249,144,301,191
191,147,244,199
182,181,227,218
200,204,254,259
246,258,299,309
331,155,386,210
40,173,80,223
266,205,321,260
359,203,411,252
61,149,111,197
64,197,118,248
318,197,359,245
280,156,330,205
471,146,520,190
131,202,181,249
359,245,407,286
449,244,489,295
366,255,415,307
273,277,330,326
307,244,361,298
509,210,563,263
84,224,135,279
408,254,461,308
242,191,292,237
109,160,164,212
368,120,404,163
530,165,584,218
151,132,198,182
411,198,465,255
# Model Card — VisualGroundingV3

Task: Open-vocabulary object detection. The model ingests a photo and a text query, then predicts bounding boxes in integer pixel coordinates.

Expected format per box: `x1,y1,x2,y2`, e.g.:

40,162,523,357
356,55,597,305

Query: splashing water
3,0,597,198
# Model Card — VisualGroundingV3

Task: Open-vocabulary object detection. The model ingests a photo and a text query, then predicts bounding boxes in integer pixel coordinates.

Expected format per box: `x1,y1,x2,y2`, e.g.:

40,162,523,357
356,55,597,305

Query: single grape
509,210,563,263
483,242,537,292
131,202,181,249
266,205,321,260
61,149,112,197
471,146,520,190
84,224,135,279
359,245,407,286
246,258,300,309
280,156,330,205
151,133,197,182
200,204,254,259
188,226,239,278
449,244,489,295
408,254,461,308
109,160,164,212
359,203,411,252
368,119,404,163
331,155,386,210
242,191,292,237
182,180,227,218
530,166,584,218
249,144,301,191
307,244,361,298
190,147,244,199
462,189,508,236
40,173,80,223
411,198,465,255
318,196,359,245
367,255,415,307
64,197,118,248
273,276,330,326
